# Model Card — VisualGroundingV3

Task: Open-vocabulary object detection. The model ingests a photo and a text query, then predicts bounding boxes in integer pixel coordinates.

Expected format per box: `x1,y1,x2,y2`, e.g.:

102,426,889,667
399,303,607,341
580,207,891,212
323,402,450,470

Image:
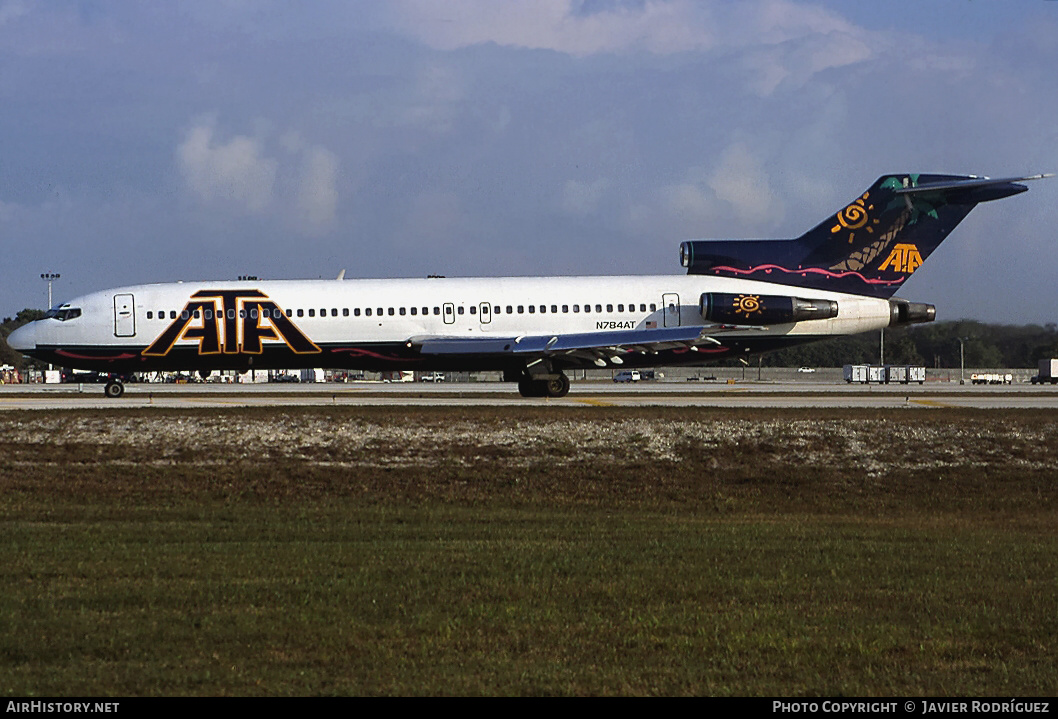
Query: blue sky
2,0,1057,323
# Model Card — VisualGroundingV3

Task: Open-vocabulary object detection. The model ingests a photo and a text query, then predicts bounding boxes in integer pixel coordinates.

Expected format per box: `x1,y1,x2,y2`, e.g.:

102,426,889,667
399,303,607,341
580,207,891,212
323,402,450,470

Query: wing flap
414,325,713,356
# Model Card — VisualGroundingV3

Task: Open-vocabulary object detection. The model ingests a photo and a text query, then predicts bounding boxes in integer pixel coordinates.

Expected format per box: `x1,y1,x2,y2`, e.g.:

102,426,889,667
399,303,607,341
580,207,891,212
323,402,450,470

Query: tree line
3,307,1057,371
754,320,1058,369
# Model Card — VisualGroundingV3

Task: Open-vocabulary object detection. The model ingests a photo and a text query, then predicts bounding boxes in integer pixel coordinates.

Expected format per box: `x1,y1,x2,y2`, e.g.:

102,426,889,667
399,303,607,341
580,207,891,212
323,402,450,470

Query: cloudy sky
2,0,1057,323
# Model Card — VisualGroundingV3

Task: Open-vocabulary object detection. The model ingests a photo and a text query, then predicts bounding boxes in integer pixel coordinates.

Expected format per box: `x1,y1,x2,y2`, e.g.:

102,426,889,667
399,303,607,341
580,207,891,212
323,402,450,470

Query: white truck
971,373,1013,385
1031,359,1058,385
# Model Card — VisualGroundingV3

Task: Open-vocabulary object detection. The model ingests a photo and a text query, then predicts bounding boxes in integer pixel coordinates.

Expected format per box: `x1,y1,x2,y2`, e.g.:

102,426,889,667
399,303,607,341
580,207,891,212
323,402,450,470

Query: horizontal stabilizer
893,174,1052,196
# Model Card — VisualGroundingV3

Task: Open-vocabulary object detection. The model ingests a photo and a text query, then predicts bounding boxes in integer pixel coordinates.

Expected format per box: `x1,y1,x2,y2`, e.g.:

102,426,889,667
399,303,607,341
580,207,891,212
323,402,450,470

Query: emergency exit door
662,293,680,327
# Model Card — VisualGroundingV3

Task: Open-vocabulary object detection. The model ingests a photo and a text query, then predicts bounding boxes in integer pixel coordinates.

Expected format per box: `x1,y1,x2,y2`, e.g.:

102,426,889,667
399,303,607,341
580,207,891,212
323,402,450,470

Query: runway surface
3,380,1058,409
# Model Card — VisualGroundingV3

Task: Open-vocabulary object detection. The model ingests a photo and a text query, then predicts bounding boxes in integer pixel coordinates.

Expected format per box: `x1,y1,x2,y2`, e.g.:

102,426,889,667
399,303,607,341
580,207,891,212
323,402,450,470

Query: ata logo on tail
877,243,924,274
142,290,321,357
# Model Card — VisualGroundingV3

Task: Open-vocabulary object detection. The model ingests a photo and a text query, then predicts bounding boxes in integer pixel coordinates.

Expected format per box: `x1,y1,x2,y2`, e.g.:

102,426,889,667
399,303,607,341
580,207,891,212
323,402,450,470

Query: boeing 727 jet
7,173,1048,398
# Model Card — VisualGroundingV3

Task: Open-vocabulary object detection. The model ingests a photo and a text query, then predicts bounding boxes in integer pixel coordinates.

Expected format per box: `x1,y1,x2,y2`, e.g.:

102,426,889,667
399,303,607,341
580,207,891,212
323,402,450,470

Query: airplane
7,172,1049,398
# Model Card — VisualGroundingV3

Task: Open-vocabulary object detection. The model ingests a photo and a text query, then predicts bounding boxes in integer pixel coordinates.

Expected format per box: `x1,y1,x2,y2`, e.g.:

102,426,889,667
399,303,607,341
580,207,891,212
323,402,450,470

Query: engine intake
700,293,839,326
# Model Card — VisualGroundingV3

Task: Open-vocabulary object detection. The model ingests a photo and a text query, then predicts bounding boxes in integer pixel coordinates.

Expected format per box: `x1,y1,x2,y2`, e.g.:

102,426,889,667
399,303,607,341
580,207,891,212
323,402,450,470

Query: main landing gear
517,372,570,398
104,379,125,398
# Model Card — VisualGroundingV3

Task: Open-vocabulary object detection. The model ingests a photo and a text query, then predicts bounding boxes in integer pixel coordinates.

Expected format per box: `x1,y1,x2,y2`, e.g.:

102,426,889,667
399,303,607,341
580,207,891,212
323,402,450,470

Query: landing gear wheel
518,377,546,397
518,373,570,398
104,380,125,399
545,373,570,398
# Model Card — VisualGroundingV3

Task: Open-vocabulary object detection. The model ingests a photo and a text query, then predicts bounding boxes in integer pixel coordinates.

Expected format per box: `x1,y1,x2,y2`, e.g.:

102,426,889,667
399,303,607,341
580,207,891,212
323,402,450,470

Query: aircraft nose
6,322,38,352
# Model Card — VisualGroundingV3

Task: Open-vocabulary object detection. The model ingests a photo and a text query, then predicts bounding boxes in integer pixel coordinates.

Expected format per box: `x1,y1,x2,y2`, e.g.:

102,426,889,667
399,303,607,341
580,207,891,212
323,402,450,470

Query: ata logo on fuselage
878,243,923,274
142,289,321,357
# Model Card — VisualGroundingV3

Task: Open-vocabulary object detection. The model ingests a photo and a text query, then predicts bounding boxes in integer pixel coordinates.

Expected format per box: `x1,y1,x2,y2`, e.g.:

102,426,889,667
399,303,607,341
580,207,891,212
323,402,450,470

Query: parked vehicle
613,370,641,382
1031,359,1058,385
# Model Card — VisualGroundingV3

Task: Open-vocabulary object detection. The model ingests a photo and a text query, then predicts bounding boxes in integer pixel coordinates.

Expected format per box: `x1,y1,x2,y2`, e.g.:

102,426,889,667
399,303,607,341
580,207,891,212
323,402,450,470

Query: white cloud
0,0,30,27
177,121,277,213
296,146,339,230
561,178,610,215
176,119,341,234
388,0,874,62
707,142,781,227
389,0,715,56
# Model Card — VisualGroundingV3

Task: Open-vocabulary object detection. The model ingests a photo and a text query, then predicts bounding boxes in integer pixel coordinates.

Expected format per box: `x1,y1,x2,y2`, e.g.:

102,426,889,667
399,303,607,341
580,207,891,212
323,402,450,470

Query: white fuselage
9,274,894,373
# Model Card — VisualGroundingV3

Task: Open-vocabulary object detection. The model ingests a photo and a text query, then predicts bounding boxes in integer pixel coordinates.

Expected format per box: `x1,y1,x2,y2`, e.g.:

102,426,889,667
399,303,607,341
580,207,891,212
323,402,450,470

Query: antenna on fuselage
336,269,346,280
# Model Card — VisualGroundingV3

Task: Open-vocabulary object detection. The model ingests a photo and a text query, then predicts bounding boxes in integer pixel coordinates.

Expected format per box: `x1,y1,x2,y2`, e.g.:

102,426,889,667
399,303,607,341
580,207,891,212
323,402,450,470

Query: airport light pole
40,273,61,373
958,336,970,385
40,272,60,310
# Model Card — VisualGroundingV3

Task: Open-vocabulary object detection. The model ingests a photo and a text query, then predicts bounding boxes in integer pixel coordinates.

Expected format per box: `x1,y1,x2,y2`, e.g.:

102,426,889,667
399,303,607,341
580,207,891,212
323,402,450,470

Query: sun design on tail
831,192,881,244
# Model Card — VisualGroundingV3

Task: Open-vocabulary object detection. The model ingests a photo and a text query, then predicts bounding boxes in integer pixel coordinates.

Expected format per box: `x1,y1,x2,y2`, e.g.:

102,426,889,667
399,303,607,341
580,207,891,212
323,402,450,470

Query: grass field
2,407,1057,695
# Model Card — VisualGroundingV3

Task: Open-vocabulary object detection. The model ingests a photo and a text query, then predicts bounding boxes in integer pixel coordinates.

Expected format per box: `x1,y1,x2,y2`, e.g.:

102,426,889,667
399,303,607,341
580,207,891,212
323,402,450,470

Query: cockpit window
45,307,82,321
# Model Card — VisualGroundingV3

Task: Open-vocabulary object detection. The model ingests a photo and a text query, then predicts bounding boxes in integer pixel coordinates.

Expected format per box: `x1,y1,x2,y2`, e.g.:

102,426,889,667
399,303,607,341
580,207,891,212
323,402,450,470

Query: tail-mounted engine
700,293,838,326
888,299,935,326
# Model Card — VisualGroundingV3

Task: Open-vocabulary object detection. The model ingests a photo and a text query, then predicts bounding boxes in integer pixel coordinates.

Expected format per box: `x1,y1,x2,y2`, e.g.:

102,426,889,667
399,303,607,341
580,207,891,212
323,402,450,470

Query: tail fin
681,173,1048,298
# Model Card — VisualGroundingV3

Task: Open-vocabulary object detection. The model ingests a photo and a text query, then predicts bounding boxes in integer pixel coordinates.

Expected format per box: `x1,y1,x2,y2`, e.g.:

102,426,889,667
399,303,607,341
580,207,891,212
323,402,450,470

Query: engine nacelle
700,292,839,326
888,299,936,326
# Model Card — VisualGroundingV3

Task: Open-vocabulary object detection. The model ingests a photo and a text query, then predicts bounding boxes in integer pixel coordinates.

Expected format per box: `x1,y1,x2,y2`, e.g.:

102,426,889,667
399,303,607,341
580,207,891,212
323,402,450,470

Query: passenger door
113,293,136,337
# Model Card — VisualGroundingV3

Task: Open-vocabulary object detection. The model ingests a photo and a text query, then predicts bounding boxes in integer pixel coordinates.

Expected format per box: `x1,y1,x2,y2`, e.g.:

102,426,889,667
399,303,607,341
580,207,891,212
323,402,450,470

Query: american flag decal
645,321,657,328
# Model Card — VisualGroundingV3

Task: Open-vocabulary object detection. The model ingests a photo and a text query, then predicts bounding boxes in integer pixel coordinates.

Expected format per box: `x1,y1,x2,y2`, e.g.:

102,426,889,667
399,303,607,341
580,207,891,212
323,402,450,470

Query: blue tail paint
680,173,1037,298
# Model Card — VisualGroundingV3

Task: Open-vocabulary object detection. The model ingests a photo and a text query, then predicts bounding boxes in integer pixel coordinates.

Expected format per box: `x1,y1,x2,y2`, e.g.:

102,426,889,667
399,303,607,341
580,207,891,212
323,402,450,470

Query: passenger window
617,304,624,312
399,307,406,316
343,308,349,317
444,306,453,316
506,306,513,314
377,308,383,316
650,303,657,312
249,309,258,320
388,308,395,316
518,306,524,314
494,306,500,314
422,307,428,315
354,308,361,317
595,305,602,313
331,308,338,317
573,305,580,313
410,307,417,316
469,306,476,315
551,305,558,313
366,308,372,316
240,309,246,318
433,307,440,315
309,309,315,317
147,311,153,319
528,305,535,314
457,306,464,315
606,304,613,312
297,309,304,317
205,310,213,320
562,305,568,313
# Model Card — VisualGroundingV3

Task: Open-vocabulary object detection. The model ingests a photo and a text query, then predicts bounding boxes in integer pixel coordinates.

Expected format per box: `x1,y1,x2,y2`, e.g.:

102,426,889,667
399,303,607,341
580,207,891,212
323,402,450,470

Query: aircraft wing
411,325,745,366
